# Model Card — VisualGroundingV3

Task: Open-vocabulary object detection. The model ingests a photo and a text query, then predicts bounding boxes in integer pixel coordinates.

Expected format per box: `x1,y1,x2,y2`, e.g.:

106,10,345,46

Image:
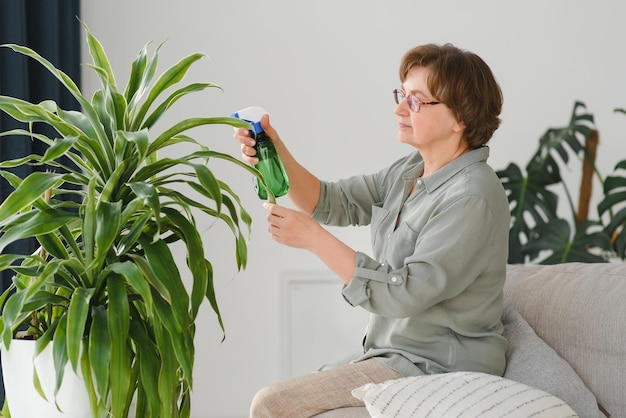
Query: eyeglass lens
393,89,419,112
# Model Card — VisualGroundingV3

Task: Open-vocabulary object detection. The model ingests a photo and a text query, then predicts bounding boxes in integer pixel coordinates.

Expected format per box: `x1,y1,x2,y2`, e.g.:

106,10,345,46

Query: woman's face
395,66,464,151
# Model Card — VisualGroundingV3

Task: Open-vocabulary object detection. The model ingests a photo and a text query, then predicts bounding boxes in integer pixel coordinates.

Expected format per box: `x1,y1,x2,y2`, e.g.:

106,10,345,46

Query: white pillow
352,371,579,418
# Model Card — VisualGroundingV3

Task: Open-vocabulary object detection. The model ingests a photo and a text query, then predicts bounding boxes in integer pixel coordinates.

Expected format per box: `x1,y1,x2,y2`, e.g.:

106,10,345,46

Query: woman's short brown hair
399,43,502,148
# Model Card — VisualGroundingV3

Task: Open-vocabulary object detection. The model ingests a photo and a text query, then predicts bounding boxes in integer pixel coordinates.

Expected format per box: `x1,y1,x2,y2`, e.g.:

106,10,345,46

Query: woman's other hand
262,202,322,249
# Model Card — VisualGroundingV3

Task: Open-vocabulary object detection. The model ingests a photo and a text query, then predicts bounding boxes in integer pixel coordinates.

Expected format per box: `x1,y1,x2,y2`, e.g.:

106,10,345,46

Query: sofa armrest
504,262,626,416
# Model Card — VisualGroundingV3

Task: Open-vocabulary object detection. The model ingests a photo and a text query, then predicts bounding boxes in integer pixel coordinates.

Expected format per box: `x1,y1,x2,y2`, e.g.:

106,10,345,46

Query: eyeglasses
393,89,440,113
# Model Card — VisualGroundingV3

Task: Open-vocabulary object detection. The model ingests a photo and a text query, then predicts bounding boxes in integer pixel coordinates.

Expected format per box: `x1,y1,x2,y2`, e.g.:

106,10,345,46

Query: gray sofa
315,262,626,417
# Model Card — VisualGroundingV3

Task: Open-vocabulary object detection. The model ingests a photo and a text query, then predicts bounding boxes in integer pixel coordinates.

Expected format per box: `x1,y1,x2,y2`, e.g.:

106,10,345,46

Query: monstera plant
497,101,626,264
0,22,271,417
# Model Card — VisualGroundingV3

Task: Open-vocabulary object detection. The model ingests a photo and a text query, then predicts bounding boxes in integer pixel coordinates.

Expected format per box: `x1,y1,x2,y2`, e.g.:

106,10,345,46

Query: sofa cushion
504,262,626,416
352,371,578,418
502,307,599,418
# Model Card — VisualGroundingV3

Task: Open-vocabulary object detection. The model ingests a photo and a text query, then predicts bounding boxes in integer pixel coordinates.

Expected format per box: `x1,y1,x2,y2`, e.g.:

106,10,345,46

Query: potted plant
497,101,626,264
0,22,270,417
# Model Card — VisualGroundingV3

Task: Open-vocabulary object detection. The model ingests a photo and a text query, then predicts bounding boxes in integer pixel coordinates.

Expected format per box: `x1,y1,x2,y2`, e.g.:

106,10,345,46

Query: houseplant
497,101,626,264
0,22,271,417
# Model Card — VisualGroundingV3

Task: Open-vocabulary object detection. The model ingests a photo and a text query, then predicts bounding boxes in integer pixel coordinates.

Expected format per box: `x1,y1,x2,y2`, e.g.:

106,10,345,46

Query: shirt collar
403,146,490,193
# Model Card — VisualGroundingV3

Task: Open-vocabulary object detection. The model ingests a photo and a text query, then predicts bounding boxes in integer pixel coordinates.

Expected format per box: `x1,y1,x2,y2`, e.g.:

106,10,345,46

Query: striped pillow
352,371,578,418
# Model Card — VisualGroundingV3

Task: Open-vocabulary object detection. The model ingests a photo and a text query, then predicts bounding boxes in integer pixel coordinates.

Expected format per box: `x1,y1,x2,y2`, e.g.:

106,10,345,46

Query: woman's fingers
233,127,258,164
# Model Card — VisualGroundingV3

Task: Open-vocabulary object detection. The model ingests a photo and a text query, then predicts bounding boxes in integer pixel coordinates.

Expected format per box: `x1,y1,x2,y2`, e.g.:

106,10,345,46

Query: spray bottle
231,106,290,200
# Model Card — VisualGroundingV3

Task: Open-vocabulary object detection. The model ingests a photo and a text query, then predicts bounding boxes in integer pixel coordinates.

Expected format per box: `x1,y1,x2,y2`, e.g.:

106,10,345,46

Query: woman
234,43,510,417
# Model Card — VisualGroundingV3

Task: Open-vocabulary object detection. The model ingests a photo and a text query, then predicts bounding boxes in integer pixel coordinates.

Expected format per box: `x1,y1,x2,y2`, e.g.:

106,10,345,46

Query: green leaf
204,260,225,340
37,232,70,260
128,182,160,219
0,290,27,347
0,209,76,254
148,117,251,156
117,129,149,162
124,43,148,108
140,238,189,331
39,136,79,164
536,101,594,167
83,178,97,269
127,41,164,115
127,254,171,304
89,305,111,401
83,21,117,90
152,321,176,415
131,53,205,130
598,167,626,259
143,82,221,129
161,208,206,318
107,274,131,417
0,171,64,225
129,320,160,414
80,342,107,417
193,163,222,212
56,107,98,141
116,210,151,256
52,315,69,398
93,200,122,269
66,287,95,371
106,261,154,317
152,293,194,389
523,219,610,264
497,162,559,263
99,143,133,204
1,44,110,152
34,317,58,358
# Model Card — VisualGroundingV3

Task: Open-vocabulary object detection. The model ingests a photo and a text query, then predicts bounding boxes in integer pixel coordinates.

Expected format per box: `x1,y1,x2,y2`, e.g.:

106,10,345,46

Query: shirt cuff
342,251,406,306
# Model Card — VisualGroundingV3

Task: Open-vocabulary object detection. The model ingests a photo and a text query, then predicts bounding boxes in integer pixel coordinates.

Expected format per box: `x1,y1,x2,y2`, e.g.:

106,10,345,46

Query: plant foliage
497,101,626,264
0,22,270,417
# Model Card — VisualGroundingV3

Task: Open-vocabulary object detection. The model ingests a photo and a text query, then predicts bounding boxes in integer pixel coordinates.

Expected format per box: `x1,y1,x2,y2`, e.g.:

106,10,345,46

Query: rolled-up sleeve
312,177,380,227
343,252,407,306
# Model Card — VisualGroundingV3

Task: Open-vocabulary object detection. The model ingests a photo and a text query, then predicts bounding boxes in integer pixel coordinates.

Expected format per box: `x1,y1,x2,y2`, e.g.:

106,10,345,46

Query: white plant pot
1,339,91,418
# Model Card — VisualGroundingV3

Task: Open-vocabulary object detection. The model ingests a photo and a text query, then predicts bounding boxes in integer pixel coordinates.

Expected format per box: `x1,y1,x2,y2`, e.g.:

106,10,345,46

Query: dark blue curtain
0,0,81,405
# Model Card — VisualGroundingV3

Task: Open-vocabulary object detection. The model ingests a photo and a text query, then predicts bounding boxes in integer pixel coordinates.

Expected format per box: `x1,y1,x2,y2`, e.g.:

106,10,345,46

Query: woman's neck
420,142,471,177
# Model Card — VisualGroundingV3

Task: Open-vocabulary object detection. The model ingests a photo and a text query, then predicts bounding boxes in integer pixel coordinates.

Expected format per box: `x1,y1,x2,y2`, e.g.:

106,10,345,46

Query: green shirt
312,147,509,377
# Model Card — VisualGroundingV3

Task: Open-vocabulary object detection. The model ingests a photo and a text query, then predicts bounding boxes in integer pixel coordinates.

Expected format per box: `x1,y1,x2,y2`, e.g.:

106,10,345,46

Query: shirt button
417,180,422,186
391,276,398,283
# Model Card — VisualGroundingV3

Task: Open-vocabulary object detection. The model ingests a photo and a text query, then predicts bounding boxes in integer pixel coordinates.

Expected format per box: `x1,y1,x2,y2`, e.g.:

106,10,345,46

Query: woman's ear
452,118,466,134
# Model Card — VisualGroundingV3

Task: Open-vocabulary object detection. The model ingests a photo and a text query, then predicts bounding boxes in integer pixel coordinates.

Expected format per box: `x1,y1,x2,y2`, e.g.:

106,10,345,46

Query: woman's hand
263,202,357,283
262,202,322,249
233,113,280,165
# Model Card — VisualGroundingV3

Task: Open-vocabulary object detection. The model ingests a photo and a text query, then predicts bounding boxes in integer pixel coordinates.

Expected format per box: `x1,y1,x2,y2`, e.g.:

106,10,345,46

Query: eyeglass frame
393,89,440,113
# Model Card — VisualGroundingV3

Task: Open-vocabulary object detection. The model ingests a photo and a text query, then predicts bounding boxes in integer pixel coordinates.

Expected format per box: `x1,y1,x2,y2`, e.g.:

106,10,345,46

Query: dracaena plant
497,101,626,264
0,22,272,418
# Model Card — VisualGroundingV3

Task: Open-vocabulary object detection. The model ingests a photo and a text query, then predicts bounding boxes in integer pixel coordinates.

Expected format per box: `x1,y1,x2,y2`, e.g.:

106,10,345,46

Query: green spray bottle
231,107,289,200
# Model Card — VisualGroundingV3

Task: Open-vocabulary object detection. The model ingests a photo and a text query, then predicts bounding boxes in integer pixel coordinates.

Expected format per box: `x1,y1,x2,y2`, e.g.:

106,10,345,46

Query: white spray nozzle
231,106,268,123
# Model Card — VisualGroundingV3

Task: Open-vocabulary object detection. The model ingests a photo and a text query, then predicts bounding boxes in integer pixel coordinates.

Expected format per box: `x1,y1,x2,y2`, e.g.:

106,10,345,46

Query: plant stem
30,187,53,336
576,129,599,225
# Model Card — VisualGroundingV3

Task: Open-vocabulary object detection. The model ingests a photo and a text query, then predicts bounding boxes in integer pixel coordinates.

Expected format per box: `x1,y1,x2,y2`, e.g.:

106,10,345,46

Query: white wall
79,1,626,417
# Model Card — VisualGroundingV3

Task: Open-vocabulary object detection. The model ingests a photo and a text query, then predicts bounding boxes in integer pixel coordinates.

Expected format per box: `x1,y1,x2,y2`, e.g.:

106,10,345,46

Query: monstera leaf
497,161,560,263
523,219,610,264
534,101,594,167
497,101,603,264
598,159,626,259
